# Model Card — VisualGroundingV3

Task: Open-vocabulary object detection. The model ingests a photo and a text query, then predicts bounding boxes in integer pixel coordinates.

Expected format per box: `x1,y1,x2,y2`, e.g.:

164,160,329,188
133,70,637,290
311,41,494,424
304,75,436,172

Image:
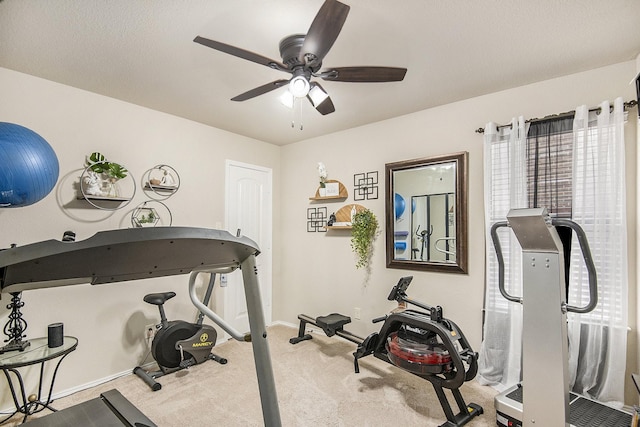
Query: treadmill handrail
551,218,598,314
490,221,522,304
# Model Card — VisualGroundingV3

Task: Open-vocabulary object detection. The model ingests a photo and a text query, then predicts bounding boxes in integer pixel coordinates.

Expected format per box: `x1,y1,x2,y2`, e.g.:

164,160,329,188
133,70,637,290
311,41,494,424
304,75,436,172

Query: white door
224,160,273,334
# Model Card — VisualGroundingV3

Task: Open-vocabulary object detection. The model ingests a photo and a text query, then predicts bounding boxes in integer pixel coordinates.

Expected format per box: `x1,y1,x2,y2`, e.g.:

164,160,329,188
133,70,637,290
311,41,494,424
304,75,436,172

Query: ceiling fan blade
307,83,335,115
310,95,335,115
194,35,287,71
299,0,350,67
231,79,289,101
321,66,407,82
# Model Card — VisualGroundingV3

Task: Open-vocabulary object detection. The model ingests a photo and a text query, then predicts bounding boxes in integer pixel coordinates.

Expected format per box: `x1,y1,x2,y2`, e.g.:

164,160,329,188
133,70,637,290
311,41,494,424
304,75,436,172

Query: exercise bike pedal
209,354,228,364
179,358,196,369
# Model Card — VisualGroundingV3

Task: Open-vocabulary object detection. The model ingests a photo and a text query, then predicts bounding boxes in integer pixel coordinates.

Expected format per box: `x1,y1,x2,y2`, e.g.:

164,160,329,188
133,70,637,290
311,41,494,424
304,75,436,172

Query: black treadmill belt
25,398,117,426
569,396,631,427
24,389,156,426
504,386,631,427
506,386,522,403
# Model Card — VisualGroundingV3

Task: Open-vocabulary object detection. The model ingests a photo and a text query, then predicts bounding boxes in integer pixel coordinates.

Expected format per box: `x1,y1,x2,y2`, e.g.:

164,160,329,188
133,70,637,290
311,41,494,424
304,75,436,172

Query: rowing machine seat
315,313,351,337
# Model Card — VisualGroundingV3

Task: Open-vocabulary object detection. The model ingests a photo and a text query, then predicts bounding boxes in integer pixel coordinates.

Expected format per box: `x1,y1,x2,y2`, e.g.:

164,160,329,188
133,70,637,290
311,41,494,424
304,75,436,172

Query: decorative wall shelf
309,180,348,201
78,194,132,210
143,164,180,200
79,161,136,211
81,195,130,203
131,200,173,228
143,184,177,192
326,204,366,230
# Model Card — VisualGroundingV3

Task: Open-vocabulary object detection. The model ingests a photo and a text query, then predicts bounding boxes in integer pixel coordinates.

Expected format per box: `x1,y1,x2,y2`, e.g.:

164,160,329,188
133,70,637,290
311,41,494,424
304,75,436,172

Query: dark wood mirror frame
385,152,468,274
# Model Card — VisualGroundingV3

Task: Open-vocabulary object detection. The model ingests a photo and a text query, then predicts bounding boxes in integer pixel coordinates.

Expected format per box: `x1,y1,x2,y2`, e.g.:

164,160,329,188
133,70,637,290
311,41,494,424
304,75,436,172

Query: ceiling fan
193,0,407,116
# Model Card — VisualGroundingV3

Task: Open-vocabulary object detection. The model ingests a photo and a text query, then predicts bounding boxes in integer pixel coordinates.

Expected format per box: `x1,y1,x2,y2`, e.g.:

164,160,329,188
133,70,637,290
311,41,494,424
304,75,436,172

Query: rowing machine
290,276,483,427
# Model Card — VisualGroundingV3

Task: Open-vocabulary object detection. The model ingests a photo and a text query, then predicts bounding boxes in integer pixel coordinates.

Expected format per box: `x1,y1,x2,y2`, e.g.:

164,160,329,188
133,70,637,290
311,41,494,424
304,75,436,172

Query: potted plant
85,152,128,197
86,152,128,179
350,209,379,269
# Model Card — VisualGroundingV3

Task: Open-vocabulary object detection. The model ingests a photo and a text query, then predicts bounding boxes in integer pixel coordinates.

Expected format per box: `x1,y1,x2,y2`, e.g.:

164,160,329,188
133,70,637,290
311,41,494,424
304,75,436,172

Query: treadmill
0,226,282,427
491,208,632,427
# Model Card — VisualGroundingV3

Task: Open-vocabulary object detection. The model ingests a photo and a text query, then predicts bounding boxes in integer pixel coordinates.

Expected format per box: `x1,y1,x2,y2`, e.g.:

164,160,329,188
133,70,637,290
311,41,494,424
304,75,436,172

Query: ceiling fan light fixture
308,85,329,106
279,90,295,108
289,75,310,98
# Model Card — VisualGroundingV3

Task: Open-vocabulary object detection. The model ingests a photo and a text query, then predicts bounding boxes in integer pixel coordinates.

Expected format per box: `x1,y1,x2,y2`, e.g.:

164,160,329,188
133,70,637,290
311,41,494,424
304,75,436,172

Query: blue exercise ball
394,193,406,219
0,122,59,207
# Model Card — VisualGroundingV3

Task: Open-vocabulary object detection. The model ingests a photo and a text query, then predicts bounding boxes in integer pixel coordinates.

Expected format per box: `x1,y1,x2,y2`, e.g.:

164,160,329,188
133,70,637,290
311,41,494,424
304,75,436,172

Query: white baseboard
0,363,155,415
270,319,297,329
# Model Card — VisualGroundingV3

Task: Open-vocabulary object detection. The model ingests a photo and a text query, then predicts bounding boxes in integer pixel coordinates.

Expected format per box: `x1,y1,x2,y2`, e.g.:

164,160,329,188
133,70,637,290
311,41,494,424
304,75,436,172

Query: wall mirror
385,152,468,273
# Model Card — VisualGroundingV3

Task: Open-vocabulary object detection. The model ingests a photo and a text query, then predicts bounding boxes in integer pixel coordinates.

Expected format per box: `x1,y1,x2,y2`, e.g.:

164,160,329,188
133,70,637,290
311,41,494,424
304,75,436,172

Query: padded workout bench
289,313,364,345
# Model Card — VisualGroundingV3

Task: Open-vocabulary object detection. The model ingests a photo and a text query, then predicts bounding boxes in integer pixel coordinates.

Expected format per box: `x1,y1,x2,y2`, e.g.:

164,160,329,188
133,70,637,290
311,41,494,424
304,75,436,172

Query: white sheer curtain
478,117,528,389
568,97,628,405
479,99,628,404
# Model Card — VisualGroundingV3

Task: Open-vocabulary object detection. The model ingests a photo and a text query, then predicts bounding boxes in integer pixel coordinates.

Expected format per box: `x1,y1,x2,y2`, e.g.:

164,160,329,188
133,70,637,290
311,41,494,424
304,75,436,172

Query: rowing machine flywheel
386,325,453,375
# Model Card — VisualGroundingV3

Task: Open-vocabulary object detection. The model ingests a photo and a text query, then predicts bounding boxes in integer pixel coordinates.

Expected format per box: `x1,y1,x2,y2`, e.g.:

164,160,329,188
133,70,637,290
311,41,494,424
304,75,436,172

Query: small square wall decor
354,171,379,201
307,207,327,232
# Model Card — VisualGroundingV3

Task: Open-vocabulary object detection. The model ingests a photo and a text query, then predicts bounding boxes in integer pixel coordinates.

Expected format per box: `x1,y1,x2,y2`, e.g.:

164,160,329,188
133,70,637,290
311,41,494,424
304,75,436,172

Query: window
480,99,628,403
526,118,573,218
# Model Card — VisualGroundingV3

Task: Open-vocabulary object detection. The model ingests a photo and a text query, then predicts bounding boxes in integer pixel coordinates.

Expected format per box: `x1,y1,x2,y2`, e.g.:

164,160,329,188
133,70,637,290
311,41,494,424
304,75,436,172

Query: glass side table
0,336,78,425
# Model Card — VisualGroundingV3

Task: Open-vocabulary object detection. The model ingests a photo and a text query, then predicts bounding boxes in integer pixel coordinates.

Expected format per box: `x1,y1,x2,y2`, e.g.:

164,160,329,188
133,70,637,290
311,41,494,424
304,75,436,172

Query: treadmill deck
495,385,632,427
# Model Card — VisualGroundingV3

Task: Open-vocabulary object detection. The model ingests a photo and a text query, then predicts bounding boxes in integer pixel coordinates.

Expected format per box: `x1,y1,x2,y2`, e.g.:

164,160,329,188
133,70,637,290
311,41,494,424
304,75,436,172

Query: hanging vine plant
350,209,380,269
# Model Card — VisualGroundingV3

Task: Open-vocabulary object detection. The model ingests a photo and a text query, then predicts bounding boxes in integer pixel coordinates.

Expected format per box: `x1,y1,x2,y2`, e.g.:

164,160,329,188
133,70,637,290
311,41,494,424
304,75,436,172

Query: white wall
0,67,281,407
278,61,638,403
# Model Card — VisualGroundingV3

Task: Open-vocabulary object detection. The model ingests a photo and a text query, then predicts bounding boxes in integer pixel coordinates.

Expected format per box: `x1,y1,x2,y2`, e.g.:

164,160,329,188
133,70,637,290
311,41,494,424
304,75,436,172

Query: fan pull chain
298,99,303,130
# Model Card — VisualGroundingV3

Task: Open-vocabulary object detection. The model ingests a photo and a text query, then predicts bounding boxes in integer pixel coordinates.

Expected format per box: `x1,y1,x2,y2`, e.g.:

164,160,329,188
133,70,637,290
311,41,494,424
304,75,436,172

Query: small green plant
85,152,128,180
139,211,156,224
350,209,379,269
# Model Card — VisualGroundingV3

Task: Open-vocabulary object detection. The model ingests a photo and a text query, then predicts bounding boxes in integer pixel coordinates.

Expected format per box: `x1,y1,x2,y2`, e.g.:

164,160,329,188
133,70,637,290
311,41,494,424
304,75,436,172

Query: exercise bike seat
143,292,176,306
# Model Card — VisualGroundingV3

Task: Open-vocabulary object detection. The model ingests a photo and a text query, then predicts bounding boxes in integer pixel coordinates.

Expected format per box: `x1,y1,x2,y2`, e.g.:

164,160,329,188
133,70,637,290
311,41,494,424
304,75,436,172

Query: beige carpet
7,324,498,426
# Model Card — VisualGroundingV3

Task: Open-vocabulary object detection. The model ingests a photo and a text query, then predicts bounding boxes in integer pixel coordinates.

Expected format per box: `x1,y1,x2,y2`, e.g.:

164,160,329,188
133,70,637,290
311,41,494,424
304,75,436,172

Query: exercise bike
290,276,483,427
134,272,227,391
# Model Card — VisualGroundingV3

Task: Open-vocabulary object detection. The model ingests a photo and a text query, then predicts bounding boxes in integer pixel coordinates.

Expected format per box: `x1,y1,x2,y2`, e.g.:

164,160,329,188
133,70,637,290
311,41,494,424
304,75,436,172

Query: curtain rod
474,99,638,134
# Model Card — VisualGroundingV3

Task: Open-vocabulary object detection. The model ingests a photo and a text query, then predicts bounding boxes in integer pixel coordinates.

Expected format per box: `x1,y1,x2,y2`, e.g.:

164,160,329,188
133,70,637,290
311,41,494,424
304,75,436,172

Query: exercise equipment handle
490,221,522,304
372,315,387,324
188,271,249,342
551,218,598,314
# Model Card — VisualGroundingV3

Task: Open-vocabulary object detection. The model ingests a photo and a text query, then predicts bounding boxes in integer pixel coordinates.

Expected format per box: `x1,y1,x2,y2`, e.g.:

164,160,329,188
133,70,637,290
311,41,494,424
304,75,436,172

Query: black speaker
48,322,64,348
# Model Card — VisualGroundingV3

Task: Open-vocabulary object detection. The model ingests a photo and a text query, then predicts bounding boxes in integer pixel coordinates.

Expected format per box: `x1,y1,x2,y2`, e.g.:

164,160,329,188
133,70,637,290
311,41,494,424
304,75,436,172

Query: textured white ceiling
1,0,639,145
